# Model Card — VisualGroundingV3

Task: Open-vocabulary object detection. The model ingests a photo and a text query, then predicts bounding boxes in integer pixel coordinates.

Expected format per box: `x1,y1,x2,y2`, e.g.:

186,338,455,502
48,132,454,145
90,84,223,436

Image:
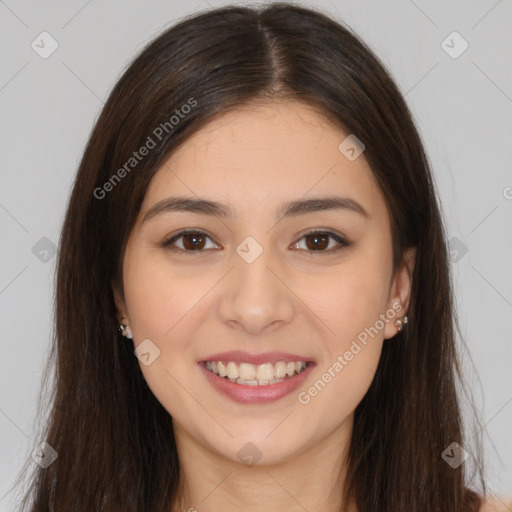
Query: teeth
274,361,287,378
236,379,259,386
239,362,256,381
206,359,308,385
226,362,239,379
286,362,296,376
217,361,227,378
256,363,273,381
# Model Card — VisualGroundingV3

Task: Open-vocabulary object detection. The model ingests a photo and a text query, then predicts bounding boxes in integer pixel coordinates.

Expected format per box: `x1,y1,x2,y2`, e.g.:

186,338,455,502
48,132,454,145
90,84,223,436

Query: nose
217,246,296,336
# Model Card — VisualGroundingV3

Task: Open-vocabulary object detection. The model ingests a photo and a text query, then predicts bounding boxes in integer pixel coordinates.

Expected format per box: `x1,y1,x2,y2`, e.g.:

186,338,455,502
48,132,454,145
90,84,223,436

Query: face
115,99,415,467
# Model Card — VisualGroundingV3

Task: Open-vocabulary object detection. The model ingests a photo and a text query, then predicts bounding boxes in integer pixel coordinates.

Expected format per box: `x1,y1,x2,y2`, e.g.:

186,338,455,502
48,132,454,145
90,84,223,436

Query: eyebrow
142,195,370,224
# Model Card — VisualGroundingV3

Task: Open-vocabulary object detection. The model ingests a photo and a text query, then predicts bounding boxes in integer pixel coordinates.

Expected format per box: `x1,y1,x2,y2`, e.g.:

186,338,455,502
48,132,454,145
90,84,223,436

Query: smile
199,359,315,404
205,360,309,385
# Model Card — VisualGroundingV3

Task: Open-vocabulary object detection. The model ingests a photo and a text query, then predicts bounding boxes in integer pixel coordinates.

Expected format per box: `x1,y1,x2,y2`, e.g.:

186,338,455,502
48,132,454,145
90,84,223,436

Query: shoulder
479,496,512,512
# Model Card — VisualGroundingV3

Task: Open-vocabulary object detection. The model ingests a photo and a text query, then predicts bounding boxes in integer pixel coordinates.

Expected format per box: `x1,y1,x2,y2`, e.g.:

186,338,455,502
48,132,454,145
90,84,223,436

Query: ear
112,277,129,324
383,247,416,340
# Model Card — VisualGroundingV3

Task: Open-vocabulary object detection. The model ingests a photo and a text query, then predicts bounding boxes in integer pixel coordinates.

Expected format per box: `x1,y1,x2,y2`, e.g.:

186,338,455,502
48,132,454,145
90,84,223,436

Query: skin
114,99,416,512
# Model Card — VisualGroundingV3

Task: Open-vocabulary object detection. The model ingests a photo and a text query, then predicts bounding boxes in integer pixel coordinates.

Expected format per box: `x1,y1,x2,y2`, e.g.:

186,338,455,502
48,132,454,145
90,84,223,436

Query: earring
394,315,408,332
119,322,133,339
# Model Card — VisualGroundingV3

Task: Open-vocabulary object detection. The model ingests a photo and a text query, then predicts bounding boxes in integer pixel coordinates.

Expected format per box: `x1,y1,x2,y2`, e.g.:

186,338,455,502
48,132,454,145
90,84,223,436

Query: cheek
122,255,208,416
122,250,225,381
123,251,203,341
298,269,386,426
304,259,390,348
297,254,389,408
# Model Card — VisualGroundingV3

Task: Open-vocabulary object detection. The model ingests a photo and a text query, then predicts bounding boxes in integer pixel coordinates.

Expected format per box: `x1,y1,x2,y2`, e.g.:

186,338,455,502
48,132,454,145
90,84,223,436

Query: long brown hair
14,3,487,510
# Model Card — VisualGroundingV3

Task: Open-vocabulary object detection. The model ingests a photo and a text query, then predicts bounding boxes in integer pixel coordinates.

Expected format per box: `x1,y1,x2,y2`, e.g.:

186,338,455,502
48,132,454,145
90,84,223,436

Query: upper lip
199,351,315,366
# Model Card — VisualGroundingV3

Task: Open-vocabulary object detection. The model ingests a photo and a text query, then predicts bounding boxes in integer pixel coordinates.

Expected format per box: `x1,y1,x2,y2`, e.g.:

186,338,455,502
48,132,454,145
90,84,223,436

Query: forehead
141,99,387,221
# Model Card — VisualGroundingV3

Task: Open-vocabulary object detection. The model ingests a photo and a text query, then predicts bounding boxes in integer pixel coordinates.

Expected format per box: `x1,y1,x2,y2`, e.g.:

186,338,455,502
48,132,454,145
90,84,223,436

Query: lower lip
198,362,315,404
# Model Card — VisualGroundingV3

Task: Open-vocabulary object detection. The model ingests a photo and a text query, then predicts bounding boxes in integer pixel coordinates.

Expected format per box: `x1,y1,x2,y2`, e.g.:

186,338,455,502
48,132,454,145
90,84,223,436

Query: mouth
198,356,316,404
202,359,311,386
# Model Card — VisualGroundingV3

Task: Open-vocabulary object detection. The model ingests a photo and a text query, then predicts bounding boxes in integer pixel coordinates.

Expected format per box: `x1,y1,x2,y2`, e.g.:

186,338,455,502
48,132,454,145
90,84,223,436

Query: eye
162,230,220,254
162,229,349,255
291,230,349,253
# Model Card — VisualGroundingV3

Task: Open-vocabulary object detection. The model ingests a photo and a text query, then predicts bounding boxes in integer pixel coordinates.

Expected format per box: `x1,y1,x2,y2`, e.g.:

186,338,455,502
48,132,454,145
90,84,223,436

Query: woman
15,3,505,511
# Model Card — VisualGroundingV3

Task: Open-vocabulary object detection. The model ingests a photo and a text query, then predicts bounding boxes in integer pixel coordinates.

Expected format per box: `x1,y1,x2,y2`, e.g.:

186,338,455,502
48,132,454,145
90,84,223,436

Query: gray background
1,0,511,509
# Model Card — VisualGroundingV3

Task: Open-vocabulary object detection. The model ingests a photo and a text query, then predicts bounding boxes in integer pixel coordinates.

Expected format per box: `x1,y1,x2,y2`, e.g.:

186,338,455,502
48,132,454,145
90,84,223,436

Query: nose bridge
217,236,295,333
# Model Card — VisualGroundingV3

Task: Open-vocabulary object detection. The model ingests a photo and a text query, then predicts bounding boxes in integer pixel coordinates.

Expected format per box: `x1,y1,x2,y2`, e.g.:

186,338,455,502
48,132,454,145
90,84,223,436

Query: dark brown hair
14,3,487,511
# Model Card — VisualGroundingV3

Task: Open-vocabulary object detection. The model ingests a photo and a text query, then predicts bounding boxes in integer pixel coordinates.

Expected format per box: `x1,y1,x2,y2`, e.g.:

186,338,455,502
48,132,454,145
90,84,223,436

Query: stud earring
119,322,133,339
394,315,408,332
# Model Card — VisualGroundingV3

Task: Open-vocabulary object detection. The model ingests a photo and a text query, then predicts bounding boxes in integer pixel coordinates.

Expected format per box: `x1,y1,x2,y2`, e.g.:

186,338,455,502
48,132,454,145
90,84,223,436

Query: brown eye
163,230,219,253
294,230,348,253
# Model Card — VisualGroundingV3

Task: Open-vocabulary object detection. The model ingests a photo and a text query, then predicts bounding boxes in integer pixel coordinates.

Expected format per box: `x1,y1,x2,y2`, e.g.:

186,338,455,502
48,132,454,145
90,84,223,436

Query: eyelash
162,229,350,255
